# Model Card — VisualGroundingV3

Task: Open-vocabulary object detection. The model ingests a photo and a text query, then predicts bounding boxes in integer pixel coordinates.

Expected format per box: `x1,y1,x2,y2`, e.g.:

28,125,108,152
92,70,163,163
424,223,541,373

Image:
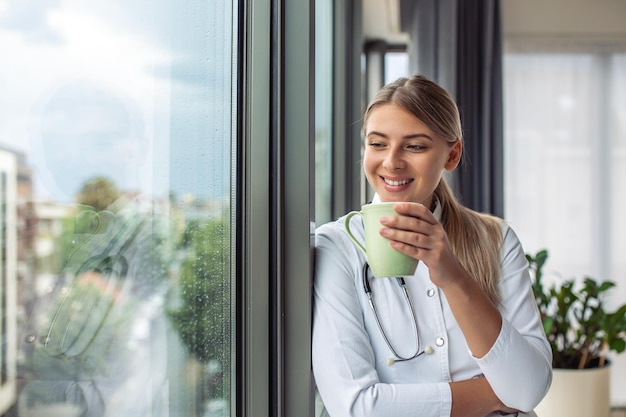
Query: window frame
238,0,315,416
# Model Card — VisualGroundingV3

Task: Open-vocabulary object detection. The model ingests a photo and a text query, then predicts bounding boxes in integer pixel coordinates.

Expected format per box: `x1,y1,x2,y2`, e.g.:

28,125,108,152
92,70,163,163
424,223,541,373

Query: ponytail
435,179,503,304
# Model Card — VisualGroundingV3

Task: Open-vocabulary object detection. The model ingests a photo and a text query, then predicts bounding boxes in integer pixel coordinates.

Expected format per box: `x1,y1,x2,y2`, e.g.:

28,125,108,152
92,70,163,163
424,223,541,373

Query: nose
382,147,405,171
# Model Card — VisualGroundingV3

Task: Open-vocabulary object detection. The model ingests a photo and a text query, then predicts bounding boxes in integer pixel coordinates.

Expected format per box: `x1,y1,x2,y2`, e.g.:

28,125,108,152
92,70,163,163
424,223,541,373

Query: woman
312,75,552,417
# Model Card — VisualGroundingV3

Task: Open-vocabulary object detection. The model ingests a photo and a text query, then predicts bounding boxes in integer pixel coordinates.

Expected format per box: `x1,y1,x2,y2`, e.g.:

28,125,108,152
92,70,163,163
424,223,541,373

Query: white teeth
384,178,411,186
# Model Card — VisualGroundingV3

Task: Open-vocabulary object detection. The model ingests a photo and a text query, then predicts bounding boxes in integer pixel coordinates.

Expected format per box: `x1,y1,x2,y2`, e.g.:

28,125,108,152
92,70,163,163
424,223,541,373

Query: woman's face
363,103,462,206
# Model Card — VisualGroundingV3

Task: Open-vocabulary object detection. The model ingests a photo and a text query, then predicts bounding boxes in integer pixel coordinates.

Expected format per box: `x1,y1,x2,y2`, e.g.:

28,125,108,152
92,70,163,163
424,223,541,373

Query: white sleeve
474,225,553,412
312,226,452,417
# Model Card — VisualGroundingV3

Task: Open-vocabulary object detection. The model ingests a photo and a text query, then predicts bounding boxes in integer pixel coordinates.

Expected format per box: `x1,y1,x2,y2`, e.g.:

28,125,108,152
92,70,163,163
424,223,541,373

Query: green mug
344,202,419,277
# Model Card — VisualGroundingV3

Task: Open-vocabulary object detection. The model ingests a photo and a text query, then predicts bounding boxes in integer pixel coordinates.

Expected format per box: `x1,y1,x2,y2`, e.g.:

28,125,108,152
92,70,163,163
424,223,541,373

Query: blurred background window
503,49,626,363
504,51,625,290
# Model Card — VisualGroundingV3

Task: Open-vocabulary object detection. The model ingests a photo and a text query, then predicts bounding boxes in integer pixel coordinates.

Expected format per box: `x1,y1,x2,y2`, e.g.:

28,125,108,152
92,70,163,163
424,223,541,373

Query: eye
367,140,385,149
406,144,425,152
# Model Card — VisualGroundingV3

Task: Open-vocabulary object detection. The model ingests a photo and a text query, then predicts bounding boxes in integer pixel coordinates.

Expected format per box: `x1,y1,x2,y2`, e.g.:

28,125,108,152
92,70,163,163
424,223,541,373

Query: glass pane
0,1,236,416
384,51,409,83
315,0,333,226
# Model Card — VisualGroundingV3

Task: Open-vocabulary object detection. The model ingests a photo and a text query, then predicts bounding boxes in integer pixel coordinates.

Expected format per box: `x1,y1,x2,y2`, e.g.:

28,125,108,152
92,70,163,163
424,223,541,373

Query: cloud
0,0,234,201
0,0,63,44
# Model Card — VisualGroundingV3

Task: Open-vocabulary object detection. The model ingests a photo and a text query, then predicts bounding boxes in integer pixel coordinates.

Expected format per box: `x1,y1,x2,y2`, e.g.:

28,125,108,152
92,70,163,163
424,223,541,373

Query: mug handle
344,211,366,255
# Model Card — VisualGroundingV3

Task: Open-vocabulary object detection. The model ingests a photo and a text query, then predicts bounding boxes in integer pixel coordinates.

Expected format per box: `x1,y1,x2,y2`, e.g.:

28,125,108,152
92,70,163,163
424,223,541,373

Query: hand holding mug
344,202,419,277
379,202,467,289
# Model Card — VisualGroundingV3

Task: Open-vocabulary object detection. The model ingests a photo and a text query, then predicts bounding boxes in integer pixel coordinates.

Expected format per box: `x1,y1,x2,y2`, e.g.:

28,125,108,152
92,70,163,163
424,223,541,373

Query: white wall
502,0,626,36
502,0,626,407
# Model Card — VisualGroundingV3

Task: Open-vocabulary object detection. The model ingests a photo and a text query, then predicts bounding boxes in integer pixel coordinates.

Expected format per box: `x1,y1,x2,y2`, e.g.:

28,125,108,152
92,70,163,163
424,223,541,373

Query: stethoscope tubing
362,263,426,364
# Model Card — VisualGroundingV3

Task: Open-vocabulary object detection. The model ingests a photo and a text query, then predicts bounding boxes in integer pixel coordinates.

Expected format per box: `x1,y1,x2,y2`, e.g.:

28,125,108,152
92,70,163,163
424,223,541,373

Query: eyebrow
366,131,434,141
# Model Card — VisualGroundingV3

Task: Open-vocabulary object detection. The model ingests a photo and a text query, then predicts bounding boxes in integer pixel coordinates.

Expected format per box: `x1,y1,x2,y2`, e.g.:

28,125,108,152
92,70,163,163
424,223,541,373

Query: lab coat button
426,288,436,297
436,337,445,347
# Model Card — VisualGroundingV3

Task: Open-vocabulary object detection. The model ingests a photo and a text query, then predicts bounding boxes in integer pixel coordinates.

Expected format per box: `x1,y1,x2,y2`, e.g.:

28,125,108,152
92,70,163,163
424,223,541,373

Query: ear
444,140,462,171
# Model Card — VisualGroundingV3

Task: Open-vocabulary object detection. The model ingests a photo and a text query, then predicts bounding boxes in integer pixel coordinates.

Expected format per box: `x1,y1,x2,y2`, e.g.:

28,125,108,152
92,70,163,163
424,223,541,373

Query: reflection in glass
0,1,236,416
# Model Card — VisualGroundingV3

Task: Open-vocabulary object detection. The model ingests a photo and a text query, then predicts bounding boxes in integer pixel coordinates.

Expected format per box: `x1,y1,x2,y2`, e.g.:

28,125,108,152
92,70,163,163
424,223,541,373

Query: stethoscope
362,262,434,366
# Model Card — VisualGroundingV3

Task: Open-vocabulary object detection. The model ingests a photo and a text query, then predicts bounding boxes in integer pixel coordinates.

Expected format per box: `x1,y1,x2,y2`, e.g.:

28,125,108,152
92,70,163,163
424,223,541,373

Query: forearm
450,377,514,417
441,269,502,358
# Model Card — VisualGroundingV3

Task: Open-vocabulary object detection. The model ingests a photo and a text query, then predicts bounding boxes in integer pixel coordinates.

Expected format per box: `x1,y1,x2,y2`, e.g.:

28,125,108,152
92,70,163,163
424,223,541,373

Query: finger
392,202,437,224
381,213,432,235
389,239,423,259
381,227,430,250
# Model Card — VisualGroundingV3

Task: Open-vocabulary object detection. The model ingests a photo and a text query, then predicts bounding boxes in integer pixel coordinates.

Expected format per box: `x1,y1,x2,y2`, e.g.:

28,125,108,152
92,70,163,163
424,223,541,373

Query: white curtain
503,46,626,404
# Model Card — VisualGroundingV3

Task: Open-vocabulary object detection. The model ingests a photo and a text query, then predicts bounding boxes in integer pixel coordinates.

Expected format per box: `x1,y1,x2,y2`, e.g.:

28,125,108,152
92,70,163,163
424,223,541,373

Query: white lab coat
312,204,552,417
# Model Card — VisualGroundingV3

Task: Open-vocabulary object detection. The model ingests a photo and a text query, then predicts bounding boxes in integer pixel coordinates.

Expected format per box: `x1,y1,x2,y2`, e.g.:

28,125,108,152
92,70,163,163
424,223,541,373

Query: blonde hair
364,75,503,304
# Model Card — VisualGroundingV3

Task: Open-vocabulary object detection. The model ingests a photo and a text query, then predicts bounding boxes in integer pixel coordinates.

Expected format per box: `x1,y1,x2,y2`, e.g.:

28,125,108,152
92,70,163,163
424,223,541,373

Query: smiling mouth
382,177,413,186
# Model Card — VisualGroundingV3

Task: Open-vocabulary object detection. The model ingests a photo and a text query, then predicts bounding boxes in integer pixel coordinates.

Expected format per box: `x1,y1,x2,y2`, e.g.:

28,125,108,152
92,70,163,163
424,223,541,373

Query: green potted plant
527,249,626,417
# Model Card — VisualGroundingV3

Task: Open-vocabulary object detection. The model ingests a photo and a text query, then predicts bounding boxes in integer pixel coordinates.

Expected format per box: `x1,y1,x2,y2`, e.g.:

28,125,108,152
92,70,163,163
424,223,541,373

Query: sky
0,0,234,203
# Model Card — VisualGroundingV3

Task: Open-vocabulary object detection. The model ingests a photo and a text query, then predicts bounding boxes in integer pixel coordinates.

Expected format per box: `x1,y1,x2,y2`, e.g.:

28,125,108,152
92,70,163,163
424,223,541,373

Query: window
384,51,409,84
504,51,625,284
504,46,626,404
0,1,237,415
